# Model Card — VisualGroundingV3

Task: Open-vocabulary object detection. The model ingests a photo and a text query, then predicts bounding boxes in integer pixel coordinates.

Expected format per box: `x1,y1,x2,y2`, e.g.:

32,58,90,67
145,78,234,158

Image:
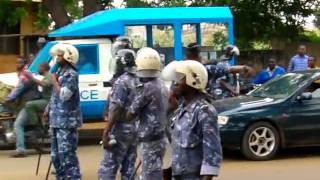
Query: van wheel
241,122,280,160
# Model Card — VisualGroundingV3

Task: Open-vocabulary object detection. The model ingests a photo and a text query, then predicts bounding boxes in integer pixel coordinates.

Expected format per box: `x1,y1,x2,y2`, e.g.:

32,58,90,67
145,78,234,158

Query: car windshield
250,73,310,99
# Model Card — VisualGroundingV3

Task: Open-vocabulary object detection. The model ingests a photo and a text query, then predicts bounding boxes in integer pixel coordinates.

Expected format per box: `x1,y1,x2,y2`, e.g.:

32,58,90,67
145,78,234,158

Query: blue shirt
288,55,309,72
129,78,169,141
109,72,138,140
253,66,286,84
48,66,82,129
171,96,222,176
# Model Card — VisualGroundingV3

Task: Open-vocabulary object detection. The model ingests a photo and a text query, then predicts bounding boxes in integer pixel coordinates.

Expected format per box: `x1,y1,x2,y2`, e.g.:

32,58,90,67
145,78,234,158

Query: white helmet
50,43,79,66
135,47,161,78
225,44,240,56
162,60,208,92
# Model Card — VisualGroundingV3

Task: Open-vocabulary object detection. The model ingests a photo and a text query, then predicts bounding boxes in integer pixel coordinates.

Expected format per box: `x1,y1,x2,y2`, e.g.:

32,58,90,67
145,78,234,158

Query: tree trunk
42,0,71,28
83,0,105,16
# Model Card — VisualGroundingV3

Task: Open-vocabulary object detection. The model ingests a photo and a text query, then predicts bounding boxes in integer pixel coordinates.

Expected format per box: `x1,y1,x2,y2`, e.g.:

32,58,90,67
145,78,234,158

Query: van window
76,45,99,74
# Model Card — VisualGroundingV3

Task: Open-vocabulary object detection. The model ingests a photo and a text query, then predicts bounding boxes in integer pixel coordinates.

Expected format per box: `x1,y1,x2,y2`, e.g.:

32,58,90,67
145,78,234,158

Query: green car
214,70,320,160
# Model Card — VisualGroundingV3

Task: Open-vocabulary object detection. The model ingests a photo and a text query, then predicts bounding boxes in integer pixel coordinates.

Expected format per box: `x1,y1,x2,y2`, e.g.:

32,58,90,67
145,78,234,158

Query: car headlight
218,116,229,125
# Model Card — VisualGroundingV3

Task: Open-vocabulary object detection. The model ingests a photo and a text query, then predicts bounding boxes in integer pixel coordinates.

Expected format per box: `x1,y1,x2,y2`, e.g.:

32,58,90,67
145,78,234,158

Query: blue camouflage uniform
171,96,222,179
205,63,231,99
129,78,168,180
98,72,139,180
48,65,82,180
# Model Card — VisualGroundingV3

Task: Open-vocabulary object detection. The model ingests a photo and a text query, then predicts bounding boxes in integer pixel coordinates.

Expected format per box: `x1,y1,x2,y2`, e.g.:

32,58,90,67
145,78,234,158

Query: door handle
88,83,98,87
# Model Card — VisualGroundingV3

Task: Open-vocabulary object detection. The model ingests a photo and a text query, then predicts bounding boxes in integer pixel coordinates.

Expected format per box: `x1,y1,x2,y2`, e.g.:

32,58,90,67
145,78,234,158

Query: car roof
49,7,233,37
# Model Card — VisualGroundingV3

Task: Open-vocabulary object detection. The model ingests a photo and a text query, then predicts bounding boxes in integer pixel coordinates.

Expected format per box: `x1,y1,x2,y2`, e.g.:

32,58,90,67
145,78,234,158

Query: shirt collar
181,96,202,113
266,66,278,72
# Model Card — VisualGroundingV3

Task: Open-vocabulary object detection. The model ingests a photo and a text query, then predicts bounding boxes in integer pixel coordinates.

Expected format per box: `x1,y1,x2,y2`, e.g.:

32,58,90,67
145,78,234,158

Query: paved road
1,145,320,180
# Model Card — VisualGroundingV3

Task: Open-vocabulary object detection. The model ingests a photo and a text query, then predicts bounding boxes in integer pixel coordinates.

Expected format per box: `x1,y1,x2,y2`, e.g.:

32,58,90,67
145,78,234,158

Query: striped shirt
288,55,309,72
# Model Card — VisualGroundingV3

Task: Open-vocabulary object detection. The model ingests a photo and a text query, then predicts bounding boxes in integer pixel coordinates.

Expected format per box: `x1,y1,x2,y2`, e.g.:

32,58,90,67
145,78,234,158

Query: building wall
0,55,18,73
0,2,42,73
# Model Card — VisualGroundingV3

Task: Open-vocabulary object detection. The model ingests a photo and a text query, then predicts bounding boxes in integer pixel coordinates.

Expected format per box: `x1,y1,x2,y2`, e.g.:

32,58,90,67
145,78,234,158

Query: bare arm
51,74,61,93
33,78,49,87
229,65,254,77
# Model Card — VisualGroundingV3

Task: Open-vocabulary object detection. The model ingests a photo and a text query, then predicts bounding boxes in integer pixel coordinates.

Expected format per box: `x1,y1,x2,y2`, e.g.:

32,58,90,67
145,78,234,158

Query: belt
139,133,165,142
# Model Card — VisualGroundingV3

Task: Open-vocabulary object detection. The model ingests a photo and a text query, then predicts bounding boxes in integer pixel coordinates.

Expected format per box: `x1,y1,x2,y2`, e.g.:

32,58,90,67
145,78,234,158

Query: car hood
212,96,278,114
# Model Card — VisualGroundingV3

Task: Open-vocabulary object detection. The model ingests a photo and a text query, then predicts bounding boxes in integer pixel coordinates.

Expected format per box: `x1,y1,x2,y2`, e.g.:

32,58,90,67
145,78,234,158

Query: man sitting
25,62,52,128
5,58,41,157
253,58,285,84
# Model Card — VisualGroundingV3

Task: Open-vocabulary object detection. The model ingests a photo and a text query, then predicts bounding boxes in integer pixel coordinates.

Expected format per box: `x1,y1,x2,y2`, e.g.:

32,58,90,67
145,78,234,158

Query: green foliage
0,0,28,27
60,0,82,19
300,30,320,43
153,27,174,47
126,0,151,8
34,5,51,30
314,10,320,28
205,30,228,50
1,0,317,49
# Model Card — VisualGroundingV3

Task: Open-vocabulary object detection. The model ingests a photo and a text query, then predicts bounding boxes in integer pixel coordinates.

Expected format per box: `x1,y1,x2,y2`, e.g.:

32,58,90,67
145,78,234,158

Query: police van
0,7,235,130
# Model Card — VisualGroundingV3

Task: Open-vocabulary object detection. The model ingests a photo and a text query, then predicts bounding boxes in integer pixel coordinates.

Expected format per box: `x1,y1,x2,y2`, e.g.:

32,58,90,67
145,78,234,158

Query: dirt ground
1,145,320,180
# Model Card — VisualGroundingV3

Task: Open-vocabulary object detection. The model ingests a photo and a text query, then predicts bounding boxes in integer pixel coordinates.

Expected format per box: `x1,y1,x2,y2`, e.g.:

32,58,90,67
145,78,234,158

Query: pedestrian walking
288,45,309,72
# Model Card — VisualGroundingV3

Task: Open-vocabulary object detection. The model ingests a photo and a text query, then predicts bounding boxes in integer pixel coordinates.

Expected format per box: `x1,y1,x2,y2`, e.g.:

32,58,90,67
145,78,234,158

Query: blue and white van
1,7,235,123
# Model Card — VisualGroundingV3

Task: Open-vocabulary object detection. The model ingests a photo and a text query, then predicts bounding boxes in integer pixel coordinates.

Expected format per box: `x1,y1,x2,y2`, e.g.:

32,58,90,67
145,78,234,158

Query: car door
76,43,112,120
284,82,320,146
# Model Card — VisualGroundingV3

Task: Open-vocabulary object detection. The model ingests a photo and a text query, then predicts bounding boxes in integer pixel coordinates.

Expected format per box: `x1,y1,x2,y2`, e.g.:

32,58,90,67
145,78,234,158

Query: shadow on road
223,146,320,161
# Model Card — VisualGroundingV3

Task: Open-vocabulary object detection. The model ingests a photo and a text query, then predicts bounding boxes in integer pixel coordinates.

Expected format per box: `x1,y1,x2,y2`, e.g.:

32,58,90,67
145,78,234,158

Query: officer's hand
201,175,214,180
42,111,49,123
102,132,112,150
104,114,109,122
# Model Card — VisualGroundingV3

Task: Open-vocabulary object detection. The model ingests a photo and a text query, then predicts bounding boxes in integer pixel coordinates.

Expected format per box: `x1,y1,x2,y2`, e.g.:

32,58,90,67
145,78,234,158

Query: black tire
241,122,280,161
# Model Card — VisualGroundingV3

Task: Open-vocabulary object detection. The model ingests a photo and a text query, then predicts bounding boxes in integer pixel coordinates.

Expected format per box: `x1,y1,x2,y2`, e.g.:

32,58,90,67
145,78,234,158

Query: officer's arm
104,106,124,135
219,80,237,96
51,73,61,93
108,79,128,123
199,107,222,177
126,86,149,121
52,72,77,101
229,65,254,76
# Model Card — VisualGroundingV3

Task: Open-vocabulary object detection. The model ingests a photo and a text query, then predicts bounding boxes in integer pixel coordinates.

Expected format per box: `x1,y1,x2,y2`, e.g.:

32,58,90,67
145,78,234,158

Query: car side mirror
103,81,112,87
296,92,312,101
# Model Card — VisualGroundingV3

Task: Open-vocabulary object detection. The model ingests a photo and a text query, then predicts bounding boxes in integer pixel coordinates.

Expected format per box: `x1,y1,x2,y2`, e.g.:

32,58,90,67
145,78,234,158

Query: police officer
104,36,134,121
163,60,222,180
45,43,82,180
126,47,168,180
98,48,139,180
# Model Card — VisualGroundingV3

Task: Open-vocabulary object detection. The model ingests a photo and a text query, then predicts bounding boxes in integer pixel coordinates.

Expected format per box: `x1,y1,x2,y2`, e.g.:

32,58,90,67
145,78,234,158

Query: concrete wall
238,42,320,73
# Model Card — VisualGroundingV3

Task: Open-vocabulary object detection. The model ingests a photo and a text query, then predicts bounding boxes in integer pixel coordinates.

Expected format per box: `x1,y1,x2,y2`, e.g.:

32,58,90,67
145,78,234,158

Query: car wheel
241,122,280,160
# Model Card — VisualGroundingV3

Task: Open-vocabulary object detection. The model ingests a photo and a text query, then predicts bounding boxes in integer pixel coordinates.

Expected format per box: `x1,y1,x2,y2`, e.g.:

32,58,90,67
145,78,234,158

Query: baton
45,161,52,180
36,152,41,175
130,159,142,180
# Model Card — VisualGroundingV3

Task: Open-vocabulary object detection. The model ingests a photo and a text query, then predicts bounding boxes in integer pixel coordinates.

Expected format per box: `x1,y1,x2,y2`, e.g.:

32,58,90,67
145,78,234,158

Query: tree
0,0,28,27
314,10,320,28
1,0,319,48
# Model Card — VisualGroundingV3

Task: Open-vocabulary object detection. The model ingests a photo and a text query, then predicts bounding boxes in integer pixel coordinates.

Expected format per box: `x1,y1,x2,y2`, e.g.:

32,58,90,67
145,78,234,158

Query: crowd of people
3,36,320,180
254,45,319,85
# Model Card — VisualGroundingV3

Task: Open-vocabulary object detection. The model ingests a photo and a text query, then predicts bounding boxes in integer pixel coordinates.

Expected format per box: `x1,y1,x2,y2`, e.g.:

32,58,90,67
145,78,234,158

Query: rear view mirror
296,92,312,101
103,81,112,87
